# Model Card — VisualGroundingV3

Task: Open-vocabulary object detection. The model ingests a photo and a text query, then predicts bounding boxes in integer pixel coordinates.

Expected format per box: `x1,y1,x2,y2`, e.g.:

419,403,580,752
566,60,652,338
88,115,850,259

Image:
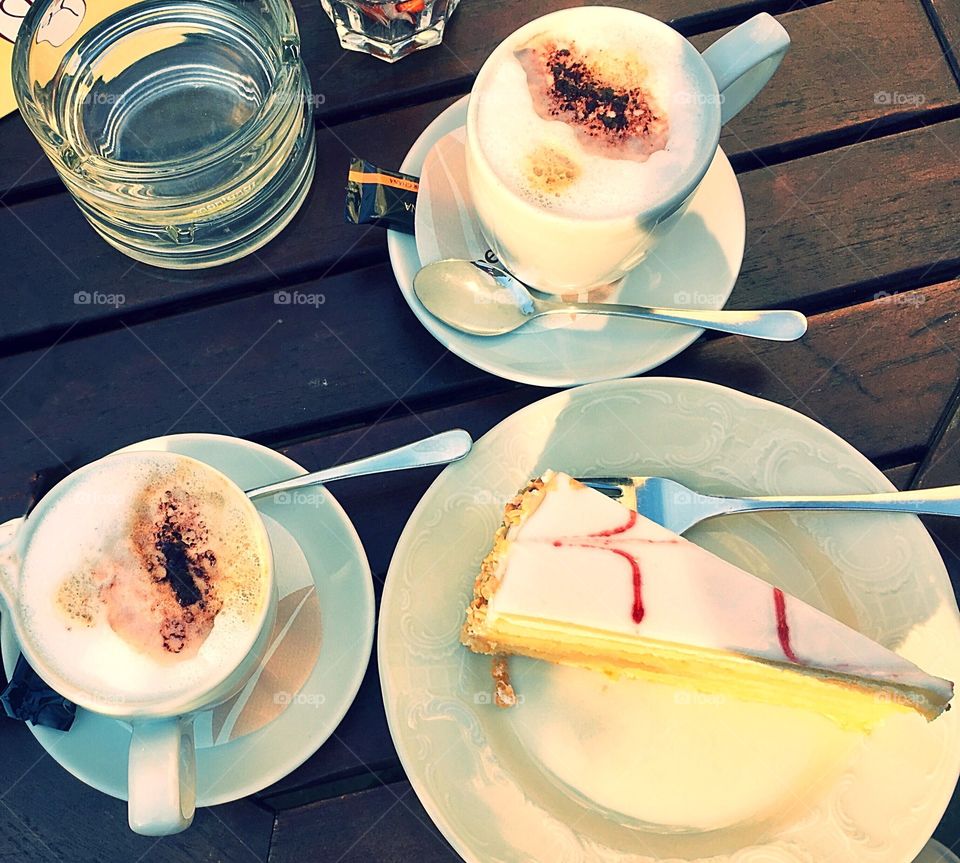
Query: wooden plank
663,279,960,456
731,118,960,310
691,0,960,159
913,377,960,490
0,274,958,529
270,781,459,863
927,0,960,84
0,0,812,197
908,371,960,601
2,110,960,351
0,720,274,862
0,95,460,342
883,462,917,490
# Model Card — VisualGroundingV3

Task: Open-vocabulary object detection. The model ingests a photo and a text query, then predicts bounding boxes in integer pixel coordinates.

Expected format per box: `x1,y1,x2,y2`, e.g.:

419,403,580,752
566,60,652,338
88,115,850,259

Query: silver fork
576,475,960,534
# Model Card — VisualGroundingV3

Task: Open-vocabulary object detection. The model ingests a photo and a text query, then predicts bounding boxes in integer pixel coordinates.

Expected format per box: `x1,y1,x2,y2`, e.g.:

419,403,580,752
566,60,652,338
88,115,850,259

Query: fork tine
577,478,629,500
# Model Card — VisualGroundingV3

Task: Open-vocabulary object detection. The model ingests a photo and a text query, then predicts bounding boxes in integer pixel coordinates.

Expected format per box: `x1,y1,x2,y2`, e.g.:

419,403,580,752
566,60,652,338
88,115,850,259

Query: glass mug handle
701,13,790,125
128,718,197,835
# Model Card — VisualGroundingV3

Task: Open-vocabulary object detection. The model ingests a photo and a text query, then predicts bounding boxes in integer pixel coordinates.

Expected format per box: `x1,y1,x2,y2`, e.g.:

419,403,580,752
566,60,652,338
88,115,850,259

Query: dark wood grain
1,108,959,358
692,0,960,159
882,461,918,490
731,118,960,310
913,378,960,490
0,274,958,532
0,95,460,346
0,719,274,862
2,4,959,351
665,279,960,456
927,0,960,83
909,368,960,602
270,781,458,862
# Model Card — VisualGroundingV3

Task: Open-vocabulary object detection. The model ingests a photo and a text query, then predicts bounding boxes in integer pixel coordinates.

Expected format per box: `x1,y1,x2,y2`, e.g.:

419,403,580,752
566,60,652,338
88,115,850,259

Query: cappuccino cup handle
701,13,790,125
128,717,196,835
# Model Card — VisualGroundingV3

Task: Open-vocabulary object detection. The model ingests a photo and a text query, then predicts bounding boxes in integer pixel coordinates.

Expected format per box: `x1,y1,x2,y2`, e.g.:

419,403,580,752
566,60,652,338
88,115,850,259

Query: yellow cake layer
466,614,945,730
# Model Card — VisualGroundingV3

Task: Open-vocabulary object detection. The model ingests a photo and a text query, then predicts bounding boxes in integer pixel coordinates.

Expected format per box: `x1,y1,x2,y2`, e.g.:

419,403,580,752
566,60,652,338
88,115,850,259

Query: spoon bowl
414,259,807,341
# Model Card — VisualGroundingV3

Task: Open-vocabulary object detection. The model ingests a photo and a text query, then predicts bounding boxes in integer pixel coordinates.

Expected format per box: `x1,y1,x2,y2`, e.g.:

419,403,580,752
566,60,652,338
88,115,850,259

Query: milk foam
19,454,268,707
474,11,713,219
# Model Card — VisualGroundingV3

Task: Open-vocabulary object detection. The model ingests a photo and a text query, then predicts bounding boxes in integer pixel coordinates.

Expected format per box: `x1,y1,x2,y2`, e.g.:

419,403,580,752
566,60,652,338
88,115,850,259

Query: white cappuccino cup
0,450,276,836
466,7,790,294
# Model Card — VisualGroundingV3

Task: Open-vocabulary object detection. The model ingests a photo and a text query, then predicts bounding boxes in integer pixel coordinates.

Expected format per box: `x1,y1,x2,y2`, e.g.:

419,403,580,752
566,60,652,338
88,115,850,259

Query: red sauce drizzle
611,548,644,623
773,587,798,663
552,510,644,623
588,510,638,538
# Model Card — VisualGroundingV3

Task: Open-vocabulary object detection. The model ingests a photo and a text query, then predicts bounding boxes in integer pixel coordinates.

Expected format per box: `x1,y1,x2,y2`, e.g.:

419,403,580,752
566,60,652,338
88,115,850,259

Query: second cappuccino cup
465,7,790,294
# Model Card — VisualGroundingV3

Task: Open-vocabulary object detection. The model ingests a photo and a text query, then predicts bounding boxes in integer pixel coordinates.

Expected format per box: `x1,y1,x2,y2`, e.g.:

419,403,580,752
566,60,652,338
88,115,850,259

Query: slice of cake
462,471,953,726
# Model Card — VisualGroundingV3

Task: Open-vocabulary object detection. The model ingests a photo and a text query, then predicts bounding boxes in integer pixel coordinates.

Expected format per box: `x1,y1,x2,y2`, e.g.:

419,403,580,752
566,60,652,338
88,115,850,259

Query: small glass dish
320,0,460,62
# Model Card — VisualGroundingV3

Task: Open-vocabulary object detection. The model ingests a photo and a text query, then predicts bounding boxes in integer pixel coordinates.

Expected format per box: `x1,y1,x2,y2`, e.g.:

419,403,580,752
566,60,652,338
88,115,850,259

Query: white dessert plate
379,377,960,862
386,97,746,387
0,433,375,805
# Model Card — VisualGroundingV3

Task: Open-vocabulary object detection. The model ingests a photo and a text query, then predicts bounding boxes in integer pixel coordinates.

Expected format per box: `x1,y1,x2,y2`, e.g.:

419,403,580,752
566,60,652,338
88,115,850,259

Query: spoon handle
537,301,807,342
246,429,473,500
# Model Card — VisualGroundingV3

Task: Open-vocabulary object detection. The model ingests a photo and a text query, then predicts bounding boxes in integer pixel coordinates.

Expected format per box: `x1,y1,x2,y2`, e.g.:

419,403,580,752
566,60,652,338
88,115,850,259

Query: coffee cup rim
466,5,723,226
5,449,275,719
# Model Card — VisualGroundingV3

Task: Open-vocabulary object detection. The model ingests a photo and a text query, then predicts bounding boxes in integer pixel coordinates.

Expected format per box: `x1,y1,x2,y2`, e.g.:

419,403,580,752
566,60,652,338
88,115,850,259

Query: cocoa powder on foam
55,465,257,663
516,37,669,164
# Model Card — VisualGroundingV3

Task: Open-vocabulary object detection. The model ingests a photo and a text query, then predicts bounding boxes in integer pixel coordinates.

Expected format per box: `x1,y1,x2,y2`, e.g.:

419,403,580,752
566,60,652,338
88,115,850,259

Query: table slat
1,6,958,346
0,718,274,863
692,0,960,158
270,781,459,862
0,278,957,531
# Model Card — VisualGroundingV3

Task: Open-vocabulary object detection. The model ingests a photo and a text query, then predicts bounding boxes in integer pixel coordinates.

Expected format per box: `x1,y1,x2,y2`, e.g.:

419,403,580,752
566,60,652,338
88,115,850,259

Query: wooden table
2,0,960,859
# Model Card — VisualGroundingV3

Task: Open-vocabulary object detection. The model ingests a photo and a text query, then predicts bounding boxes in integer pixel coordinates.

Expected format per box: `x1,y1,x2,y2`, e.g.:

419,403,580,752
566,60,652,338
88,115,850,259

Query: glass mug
0,451,277,835
12,0,316,268
465,8,790,294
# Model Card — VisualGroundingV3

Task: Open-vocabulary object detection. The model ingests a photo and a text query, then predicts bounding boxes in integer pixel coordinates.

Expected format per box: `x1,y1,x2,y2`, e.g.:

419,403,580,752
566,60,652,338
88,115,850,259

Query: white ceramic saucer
387,96,746,387
379,377,960,863
0,433,375,806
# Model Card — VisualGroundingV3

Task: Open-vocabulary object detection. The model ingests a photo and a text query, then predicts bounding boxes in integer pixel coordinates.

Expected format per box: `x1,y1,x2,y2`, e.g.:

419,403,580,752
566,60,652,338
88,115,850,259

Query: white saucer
387,96,746,387
0,433,375,806
379,377,960,862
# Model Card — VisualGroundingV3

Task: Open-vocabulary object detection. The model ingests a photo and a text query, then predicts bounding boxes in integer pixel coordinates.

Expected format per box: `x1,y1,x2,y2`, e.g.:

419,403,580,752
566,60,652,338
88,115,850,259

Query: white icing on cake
487,471,953,699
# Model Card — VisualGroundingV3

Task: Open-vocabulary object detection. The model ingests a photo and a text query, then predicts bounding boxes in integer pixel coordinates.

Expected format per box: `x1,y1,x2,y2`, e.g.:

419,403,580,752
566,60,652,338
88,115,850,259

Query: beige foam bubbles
474,9,712,220
19,453,269,707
